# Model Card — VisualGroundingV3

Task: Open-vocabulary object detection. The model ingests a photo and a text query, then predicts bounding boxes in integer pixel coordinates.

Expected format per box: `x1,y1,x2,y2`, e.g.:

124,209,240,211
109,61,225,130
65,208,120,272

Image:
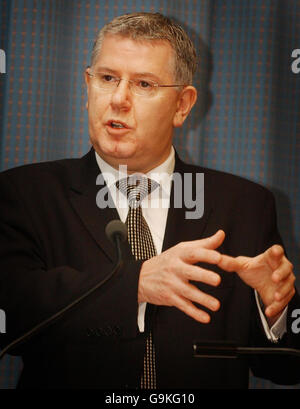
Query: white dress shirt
95,147,286,341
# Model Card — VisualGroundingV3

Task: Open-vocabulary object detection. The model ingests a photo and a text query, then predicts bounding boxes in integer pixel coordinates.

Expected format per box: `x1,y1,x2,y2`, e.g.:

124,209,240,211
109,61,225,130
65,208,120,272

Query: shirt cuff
137,302,147,332
255,290,287,342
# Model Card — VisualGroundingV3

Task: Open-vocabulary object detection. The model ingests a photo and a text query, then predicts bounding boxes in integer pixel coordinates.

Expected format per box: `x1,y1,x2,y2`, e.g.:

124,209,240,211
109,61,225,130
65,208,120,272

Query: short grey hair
91,12,197,84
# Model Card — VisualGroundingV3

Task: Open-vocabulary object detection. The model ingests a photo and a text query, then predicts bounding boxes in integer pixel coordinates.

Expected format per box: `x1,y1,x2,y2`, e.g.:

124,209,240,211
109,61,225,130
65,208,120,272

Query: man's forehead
99,33,174,56
94,34,175,77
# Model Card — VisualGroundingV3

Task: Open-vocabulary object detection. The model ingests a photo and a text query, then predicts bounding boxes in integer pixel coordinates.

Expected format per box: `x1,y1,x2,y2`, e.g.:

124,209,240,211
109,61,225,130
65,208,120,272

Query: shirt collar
95,146,175,196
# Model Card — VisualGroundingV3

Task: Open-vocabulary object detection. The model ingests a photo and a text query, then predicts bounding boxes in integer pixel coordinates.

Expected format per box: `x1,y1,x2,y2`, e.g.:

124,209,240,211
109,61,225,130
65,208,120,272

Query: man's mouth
107,120,129,129
111,122,124,129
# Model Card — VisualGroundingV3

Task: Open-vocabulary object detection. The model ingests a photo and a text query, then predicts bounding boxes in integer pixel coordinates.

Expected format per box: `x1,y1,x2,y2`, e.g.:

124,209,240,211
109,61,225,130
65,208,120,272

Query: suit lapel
162,154,213,251
68,148,132,262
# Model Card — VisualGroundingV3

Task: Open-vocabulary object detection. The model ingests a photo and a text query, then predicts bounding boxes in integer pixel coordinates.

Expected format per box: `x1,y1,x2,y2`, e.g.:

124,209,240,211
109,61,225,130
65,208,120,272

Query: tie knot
116,175,159,208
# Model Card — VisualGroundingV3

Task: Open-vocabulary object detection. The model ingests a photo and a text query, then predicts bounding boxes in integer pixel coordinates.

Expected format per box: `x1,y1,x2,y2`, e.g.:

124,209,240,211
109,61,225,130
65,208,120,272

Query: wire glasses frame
86,68,187,97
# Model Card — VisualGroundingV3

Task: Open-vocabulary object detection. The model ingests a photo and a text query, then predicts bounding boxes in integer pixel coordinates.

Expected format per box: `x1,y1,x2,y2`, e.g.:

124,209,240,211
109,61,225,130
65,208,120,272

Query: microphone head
105,220,128,244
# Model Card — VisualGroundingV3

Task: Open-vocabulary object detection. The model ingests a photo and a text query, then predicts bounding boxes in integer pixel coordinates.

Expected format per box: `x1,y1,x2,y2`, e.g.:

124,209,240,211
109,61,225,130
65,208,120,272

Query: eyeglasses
86,70,186,97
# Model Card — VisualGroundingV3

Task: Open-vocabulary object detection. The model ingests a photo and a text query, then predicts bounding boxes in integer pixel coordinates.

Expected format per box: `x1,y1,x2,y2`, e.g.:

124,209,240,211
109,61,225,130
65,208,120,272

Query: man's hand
138,230,225,324
218,245,296,322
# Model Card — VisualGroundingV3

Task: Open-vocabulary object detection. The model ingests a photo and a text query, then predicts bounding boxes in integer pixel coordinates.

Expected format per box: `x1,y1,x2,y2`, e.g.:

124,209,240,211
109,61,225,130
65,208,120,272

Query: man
0,12,299,389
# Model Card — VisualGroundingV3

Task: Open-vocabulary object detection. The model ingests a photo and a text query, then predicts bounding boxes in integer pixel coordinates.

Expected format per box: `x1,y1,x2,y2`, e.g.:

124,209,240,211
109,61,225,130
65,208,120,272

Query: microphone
0,220,127,360
193,341,300,359
105,219,127,251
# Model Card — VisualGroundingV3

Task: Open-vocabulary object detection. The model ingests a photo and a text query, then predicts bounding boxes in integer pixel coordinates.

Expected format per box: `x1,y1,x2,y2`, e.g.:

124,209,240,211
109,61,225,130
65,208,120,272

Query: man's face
85,34,195,173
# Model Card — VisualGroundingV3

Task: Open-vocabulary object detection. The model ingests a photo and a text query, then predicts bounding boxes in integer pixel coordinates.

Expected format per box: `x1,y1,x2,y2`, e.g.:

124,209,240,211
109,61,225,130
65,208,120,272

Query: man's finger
217,254,247,273
181,282,220,312
265,288,295,317
272,260,294,283
181,247,221,265
274,274,296,301
183,264,221,287
183,230,225,252
200,229,226,250
264,245,284,270
172,294,211,323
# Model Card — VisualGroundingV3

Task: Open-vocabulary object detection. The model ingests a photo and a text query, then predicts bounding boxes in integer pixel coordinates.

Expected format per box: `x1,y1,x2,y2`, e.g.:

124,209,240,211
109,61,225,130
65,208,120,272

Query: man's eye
138,80,152,88
100,74,115,82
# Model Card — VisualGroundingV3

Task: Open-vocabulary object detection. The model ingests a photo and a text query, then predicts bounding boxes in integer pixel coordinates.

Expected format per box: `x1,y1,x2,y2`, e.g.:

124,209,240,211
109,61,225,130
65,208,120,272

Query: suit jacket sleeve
248,188,300,384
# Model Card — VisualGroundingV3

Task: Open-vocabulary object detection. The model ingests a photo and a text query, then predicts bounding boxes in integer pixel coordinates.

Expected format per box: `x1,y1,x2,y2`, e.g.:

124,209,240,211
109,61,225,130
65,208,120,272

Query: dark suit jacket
0,148,299,389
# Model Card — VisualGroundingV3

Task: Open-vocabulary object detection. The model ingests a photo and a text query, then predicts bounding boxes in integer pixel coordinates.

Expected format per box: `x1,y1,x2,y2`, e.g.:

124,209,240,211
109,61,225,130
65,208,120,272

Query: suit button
114,325,122,336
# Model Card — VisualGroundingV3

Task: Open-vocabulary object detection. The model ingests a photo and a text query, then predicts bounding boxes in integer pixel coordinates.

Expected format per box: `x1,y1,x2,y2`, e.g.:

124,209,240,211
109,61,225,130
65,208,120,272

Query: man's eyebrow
93,66,161,82
134,72,161,82
94,66,118,74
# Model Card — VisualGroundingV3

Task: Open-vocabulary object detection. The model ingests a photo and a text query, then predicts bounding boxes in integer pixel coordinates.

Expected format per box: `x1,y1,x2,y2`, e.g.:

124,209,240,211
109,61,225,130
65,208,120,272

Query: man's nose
110,79,132,111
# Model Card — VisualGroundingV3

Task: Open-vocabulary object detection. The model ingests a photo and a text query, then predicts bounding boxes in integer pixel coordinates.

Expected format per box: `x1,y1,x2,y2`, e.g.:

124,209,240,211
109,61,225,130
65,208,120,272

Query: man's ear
84,67,91,110
173,86,197,127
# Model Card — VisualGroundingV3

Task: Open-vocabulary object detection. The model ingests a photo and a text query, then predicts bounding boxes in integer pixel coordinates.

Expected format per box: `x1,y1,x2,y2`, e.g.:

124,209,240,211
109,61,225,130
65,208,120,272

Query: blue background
0,0,299,388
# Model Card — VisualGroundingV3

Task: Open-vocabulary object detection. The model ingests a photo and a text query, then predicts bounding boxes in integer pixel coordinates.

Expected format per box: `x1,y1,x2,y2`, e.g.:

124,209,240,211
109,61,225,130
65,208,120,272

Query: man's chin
93,141,138,163
105,145,136,160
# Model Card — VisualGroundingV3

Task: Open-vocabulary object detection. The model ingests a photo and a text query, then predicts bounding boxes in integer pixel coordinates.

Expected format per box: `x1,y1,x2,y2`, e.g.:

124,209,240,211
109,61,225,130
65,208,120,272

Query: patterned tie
117,175,159,389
